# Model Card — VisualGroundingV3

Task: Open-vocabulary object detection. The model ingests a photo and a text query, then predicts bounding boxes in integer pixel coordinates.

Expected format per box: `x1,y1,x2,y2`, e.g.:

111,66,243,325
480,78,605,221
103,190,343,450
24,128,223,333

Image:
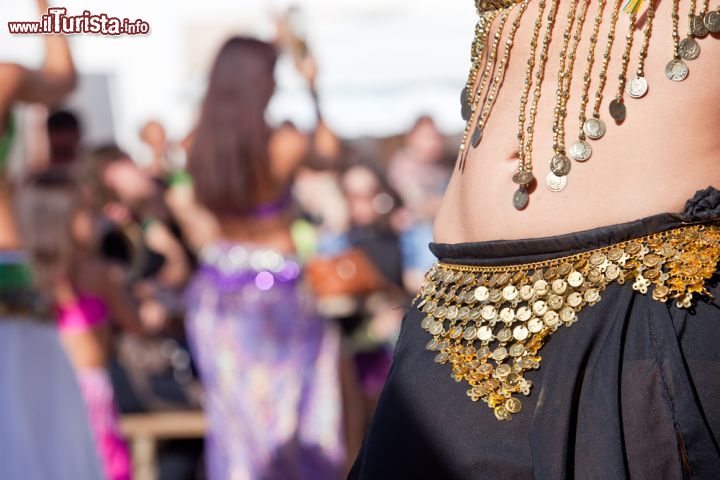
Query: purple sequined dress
185,243,345,480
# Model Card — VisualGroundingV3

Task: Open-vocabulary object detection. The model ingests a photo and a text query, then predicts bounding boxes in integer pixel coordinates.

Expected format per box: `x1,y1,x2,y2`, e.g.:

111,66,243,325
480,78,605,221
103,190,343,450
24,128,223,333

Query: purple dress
185,243,345,480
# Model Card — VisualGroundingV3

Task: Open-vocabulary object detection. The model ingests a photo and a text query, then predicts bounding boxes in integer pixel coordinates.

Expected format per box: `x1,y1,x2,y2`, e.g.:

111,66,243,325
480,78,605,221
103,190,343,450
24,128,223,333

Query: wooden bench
120,411,207,480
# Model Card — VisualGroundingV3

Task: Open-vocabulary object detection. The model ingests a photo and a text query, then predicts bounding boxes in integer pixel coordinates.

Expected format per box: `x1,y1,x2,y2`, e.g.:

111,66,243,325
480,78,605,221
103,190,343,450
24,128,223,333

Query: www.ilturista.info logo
8,8,150,35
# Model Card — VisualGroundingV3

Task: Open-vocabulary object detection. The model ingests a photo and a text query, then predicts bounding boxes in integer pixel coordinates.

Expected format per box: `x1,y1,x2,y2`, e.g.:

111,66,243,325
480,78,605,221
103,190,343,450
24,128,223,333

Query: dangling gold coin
583,117,606,140
512,170,534,186
550,154,571,176
691,14,709,37
609,99,627,121
627,76,648,99
569,139,592,162
704,10,720,33
545,171,567,192
679,37,701,61
665,59,689,82
513,187,530,210
460,86,469,106
461,102,471,122
471,124,483,147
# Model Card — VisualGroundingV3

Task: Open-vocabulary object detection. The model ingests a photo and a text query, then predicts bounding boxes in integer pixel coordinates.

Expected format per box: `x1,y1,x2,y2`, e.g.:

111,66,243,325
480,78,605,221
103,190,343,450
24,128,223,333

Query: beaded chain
459,0,719,209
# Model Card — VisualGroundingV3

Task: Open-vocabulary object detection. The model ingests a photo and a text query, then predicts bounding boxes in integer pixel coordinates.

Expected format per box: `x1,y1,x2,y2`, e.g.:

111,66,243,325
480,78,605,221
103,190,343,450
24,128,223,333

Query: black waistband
430,186,720,266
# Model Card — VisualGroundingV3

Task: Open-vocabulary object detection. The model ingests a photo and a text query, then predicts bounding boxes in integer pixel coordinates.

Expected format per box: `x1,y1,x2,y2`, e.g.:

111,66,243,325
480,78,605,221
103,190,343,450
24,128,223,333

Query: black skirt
349,187,720,480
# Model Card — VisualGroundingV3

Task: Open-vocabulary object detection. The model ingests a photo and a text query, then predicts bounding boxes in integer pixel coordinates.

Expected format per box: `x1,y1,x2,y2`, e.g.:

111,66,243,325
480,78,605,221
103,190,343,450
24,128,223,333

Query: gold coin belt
414,223,720,421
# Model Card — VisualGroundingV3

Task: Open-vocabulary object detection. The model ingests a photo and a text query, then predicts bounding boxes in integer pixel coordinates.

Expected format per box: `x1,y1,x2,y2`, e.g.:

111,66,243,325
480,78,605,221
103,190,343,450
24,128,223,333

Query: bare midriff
434,0,720,243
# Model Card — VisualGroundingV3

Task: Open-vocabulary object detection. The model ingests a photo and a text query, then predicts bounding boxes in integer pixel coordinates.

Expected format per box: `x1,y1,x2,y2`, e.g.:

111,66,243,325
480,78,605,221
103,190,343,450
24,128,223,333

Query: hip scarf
417,220,720,420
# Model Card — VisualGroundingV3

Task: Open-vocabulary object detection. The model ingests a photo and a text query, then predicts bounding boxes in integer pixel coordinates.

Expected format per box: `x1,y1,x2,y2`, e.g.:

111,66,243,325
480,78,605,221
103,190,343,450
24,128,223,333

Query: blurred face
102,158,156,206
342,166,383,226
406,118,444,163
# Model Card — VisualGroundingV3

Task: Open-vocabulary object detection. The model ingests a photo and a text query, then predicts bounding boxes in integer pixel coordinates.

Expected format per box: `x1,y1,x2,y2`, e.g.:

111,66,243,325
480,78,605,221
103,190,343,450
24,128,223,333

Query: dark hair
188,37,279,217
80,144,129,212
47,109,81,133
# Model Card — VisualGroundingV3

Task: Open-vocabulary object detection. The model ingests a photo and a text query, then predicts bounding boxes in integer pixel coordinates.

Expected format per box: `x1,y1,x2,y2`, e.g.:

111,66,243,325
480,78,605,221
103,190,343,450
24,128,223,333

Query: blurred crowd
0,3,456,479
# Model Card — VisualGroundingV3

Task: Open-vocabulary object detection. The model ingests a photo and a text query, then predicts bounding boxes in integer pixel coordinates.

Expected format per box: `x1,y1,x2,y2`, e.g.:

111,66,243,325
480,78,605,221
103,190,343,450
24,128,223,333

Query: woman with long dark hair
183,37,346,479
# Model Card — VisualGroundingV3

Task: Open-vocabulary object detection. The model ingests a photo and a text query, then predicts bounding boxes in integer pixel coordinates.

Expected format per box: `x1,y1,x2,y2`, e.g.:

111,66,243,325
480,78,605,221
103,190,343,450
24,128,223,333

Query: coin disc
626,76,648,99
609,99,627,122
583,117,606,140
665,58,689,82
569,139,592,162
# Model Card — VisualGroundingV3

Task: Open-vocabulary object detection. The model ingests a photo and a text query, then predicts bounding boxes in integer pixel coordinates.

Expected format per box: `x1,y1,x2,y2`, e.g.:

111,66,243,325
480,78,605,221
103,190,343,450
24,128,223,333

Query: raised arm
295,52,342,166
12,0,77,105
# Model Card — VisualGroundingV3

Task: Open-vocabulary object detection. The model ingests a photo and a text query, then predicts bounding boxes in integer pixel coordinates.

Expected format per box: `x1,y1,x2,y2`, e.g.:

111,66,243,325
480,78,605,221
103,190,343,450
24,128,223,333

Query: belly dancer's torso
435,0,720,243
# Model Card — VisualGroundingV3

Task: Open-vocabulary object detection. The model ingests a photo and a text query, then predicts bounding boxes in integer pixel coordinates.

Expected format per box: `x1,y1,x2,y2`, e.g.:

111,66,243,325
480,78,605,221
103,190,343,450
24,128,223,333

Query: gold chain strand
514,0,548,186
679,0,702,60
466,9,510,144
626,0,655,99
550,0,580,156
583,0,623,142
416,223,720,420
461,16,492,122
459,9,508,170
608,11,638,123
570,0,608,162
511,0,560,210
545,0,582,192
665,0,689,81
513,0,560,210
471,1,532,152
471,12,502,108
459,12,497,163
547,0,590,192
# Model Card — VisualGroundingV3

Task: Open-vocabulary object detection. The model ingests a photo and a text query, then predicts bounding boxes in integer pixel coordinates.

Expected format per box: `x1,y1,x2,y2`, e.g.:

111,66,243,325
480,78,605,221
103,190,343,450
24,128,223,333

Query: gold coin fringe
415,223,720,421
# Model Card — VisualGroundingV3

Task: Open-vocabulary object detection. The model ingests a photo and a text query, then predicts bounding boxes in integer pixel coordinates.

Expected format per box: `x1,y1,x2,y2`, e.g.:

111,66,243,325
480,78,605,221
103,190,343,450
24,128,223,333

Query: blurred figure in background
0,1,103,477
387,116,451,292
83,145,191,292
17,172,143,480
183,37,348,479
307,161,405,418
46,109,82,168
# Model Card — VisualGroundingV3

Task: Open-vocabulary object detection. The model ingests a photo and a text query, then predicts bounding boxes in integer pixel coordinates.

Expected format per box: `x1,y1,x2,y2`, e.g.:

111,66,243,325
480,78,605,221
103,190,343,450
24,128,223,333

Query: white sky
0,0,476,153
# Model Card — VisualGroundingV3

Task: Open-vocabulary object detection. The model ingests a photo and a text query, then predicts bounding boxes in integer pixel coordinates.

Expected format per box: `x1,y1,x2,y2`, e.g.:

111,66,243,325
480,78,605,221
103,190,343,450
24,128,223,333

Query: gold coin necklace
666,0,689,81
513,0,560,210
626,0,655,100
468,1,532,154
608,11,638,122
468,9,512,148
547,0,590,192
459,9,509,170
459,11,498,163
511,0,549,209
570,0,608,162
583,0,624,141
460,13,494,122
679,0,702,60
